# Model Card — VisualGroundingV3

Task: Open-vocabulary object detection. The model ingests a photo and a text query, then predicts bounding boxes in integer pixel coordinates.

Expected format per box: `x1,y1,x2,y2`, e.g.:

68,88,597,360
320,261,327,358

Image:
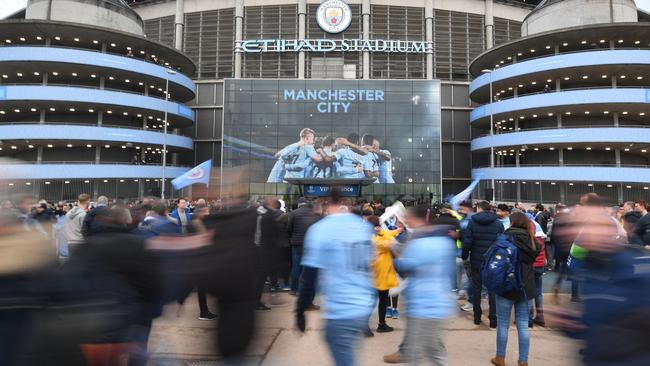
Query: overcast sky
1,0,650,23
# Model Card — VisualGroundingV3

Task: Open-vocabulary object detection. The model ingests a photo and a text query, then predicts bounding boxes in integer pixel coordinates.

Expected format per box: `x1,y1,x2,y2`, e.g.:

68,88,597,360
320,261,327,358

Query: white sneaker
460,303,474,312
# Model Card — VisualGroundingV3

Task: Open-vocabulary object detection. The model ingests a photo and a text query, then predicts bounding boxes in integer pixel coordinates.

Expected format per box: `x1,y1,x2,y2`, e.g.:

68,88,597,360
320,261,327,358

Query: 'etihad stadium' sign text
239,39,432,54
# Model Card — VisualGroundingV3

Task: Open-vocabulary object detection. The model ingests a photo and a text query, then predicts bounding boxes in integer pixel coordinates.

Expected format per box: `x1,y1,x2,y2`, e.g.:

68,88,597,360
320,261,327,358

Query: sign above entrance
239,39,431,53
238,0,430,54
317,0,352,34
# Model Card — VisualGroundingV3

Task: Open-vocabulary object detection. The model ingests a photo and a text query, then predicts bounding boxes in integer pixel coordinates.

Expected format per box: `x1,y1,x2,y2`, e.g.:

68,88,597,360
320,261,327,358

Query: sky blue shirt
499,216,511,230
302,213,375,320
378,149,395,183
334,148,365,179
394,234,456,319
279,143,318,179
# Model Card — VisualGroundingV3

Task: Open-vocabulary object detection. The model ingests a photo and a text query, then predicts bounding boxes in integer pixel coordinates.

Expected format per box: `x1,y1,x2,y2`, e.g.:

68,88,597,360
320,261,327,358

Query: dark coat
535,212,549,234
503,226,541,302
462,211,504,267
634,213,650,245
287,205,319,247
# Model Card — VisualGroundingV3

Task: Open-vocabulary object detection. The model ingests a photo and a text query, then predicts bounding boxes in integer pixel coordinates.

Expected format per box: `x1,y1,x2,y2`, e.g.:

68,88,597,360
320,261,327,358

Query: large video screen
221,79,442,197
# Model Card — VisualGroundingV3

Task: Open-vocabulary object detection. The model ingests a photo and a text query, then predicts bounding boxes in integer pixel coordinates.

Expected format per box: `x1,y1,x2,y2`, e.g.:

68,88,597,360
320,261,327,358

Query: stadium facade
0,0,196,201
126,0,535,203
470,0,650,204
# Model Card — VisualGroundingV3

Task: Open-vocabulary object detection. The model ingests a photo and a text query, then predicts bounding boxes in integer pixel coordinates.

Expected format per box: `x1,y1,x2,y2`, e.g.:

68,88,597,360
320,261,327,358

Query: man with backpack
462,200,504,327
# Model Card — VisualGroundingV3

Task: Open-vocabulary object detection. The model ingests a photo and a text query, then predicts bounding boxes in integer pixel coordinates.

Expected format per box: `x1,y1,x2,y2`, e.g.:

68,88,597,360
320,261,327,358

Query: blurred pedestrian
296,189,374,366
394,205,456,366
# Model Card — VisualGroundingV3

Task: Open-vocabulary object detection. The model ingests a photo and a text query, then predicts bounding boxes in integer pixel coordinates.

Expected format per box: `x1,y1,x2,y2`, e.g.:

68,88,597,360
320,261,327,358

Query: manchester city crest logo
316,0,352,34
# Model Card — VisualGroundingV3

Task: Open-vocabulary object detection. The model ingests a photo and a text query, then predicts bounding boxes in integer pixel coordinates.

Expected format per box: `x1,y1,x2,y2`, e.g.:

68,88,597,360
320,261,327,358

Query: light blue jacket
394,234,456,319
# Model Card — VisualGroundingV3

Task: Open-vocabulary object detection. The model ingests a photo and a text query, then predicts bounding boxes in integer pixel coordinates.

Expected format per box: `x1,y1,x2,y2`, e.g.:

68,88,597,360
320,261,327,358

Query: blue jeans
496,295,531,363
325,318,368,366
530,267,544,321
290,246,303,292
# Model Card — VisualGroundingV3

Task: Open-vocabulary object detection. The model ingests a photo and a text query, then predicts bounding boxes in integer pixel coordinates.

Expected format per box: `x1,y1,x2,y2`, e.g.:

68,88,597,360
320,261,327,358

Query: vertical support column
559,148,564,166
298,0,306,79
42,72,48,86
484,0,494,49
138,180,144,201
99,76,105,90
425,0,434,79
560,183,566,204
557,114,562,128
555,77,561,92
554,43,559,55
95,145,101,164
515,151,520,167
101,42,107,53
513,86,518,97
615,149,621,167
97,111,103,127
611,75,617,88
37,146,43,163
174,0,184,51
362,0,370,80
613,112,619,127
516,182,521,202
39,109,46,124
618,184,624,205
234,0,244,79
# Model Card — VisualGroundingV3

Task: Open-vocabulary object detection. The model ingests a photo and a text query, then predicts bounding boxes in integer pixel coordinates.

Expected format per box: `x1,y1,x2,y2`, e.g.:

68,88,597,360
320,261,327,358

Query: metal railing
473,163,650,169
0,161,190,168
0,44,184,73
475,124,650,138
0,121,193,137
480,47,650,75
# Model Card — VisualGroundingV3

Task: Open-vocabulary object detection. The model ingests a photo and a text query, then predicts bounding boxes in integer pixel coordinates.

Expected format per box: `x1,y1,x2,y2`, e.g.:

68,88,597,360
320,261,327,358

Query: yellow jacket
371,229,399,291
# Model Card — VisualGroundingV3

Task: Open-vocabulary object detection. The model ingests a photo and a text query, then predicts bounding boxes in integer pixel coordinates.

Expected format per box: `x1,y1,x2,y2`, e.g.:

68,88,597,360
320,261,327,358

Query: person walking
296,188,375,366
462,200,503,327
368,215,398,333
189,202,218,320
287,197,320,295
64,193,90,256
394,205,456,366
491,212,541,366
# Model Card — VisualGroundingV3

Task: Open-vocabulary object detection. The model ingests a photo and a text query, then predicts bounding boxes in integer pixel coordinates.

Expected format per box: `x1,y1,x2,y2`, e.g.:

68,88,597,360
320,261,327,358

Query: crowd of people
1,190,649,365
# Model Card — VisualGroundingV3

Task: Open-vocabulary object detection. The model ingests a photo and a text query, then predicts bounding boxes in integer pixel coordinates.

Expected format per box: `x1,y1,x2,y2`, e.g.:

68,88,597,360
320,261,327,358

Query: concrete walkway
147,291,583,366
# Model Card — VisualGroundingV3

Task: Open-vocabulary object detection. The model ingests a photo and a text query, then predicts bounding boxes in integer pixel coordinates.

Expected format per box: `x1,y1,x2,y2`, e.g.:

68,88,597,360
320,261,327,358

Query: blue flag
171,160,212,190
450,172,483,211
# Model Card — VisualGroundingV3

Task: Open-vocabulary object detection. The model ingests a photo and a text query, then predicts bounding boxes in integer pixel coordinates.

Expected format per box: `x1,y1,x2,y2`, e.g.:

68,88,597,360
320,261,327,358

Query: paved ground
147,289,584,366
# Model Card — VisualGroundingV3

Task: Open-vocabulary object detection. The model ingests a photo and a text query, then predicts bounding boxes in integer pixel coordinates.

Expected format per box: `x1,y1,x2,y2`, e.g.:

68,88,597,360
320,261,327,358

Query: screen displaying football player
313,136,336,178
266,128,323,183
372,138,394,183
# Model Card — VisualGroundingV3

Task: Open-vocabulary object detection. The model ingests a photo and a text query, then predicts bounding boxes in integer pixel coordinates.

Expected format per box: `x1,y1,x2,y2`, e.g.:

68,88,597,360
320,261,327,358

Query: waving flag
171,160,212,190
449,173,483,211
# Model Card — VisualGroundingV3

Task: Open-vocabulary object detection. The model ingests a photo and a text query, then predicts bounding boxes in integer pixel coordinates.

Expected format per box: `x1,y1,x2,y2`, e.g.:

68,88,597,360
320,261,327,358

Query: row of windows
143,6,521,80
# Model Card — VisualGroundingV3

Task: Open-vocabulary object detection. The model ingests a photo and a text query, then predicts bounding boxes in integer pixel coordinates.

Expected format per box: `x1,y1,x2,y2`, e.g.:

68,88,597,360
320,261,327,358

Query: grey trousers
402,317,447,366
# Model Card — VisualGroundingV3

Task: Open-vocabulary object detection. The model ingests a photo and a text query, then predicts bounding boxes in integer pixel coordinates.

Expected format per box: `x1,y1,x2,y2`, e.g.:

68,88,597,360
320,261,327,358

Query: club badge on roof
316,0,352,34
